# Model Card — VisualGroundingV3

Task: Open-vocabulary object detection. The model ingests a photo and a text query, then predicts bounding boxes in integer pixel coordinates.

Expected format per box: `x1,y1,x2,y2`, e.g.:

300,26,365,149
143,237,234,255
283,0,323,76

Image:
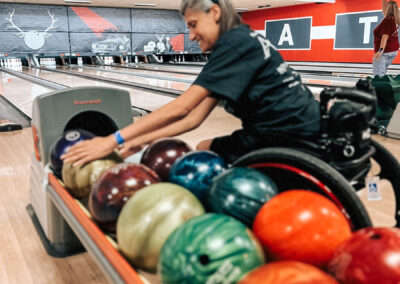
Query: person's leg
384,51,398,72
373,56,386,77
196,139,213,151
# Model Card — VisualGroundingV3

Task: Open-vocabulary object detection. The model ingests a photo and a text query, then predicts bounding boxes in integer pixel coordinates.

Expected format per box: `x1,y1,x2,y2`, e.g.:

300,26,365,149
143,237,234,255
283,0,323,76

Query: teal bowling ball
168,151,227,202
206,167,278,227
158,213,265,284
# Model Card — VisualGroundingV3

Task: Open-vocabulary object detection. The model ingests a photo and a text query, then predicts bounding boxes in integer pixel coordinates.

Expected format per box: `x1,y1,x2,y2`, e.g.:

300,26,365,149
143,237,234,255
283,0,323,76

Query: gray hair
180,0,242,36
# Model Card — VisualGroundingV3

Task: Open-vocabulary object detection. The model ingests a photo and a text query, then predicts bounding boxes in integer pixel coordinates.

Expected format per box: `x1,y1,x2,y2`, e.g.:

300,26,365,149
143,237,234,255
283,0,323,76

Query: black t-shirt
194,25,320,136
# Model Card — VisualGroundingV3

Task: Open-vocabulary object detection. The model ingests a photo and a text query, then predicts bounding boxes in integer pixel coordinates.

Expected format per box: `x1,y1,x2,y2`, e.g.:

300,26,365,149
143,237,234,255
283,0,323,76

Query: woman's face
184,6,221,52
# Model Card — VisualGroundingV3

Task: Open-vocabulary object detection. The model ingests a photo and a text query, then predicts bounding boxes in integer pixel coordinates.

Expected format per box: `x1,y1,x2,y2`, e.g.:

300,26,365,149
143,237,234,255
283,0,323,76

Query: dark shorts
210,129,316,165
209,129,268,164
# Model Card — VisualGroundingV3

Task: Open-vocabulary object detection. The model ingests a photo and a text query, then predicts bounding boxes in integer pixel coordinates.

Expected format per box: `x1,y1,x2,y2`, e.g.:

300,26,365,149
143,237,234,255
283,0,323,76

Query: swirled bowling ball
168,151,227,202
239,261,339,284
140,138,192,181
62,151,123,199
158,213,265,284
206,167,278,227
49,129,95,178
117,182,205,272
328,227,400,284
89,163,160,233
253,190,352,268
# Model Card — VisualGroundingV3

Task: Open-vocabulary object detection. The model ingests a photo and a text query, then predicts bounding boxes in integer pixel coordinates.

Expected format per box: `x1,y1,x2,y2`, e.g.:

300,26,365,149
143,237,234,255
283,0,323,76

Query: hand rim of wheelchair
370,140,400,227
232,147,372,230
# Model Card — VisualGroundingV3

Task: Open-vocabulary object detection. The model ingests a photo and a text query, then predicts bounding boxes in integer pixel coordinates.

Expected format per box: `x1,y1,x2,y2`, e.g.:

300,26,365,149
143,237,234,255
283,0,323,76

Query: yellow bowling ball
62,151,123,199
117,182,205,272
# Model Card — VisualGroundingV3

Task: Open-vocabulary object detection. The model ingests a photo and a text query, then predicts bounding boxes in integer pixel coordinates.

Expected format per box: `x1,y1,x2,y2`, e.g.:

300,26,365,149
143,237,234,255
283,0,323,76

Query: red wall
242,0,397,63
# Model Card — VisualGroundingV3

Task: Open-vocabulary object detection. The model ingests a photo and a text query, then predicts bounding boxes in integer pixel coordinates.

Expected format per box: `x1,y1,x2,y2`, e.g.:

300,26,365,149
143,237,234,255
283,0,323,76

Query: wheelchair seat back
319,83,377,186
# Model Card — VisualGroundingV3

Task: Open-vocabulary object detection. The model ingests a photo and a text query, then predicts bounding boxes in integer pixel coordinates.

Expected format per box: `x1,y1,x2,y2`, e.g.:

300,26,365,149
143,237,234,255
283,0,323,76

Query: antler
43,10,58,38
5,9,24,37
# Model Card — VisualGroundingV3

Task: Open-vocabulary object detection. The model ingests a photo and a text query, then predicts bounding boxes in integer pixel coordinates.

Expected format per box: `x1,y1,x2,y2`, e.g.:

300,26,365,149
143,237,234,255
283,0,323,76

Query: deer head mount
6,9,58,50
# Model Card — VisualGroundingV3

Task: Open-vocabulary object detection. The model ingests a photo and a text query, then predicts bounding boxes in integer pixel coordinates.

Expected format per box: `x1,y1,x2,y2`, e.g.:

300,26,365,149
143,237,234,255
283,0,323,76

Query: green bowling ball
62,151,122,199
116,182,205,272
158,213,265,284
206,167,278,227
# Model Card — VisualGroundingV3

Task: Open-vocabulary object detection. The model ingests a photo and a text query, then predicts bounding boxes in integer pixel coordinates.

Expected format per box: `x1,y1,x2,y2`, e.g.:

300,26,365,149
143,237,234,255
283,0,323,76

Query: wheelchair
233,80,400,230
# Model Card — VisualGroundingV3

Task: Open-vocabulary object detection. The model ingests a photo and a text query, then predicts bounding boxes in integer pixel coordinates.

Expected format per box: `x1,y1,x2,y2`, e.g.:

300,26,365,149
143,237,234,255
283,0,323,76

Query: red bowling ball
239,261,339,284
140,138,192,181
253,190,352,268
89,163,160,233
328,227,400,284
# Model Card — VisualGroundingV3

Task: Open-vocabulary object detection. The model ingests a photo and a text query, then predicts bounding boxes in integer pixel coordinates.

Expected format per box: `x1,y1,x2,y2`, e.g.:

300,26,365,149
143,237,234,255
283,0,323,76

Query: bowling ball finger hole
371,234,382,240
199,255,210,265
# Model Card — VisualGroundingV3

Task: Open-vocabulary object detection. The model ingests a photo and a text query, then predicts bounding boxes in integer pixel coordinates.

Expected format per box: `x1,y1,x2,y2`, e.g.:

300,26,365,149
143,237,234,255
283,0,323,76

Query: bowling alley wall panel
0,4,69,54
70,33,132,54
0,3,199,55
242,0,396,64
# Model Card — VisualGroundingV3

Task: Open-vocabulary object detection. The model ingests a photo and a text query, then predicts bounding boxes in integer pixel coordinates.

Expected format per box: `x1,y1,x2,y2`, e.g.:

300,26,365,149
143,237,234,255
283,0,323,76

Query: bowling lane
91,64,198,81
57,66,190,92
127,62,202,75
20,67,174,112
0,71,52,118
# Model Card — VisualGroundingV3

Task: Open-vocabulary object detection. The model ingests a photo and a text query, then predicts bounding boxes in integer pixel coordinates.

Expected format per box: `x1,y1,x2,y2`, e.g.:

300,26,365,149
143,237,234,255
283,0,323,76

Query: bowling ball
124,146,147,164
328,227,400,284
158,213,265,284
168,150,227,202
49,129,95,178
140,138,192,181
117,182,205,272
206,167,278,227
253,190,352,268
239,261,339,284
89,163,160,233
62,151,123,199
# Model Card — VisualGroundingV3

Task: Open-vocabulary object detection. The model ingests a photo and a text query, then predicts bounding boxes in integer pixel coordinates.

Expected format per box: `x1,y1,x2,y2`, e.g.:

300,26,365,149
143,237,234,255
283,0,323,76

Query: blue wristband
113,130,125,145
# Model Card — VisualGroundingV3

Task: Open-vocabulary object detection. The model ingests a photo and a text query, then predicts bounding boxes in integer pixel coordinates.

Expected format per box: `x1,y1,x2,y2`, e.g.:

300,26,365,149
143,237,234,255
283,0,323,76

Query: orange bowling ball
239,261,339,284
252,190,351,268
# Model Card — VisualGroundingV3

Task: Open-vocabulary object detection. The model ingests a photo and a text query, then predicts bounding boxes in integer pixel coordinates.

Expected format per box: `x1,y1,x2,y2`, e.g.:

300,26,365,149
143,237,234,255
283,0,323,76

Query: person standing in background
373,0,400,76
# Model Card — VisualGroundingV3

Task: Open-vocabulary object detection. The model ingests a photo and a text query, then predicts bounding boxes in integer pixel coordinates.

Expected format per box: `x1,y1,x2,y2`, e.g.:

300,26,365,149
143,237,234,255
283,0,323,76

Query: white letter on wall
359,16,378,44
278,23,294,46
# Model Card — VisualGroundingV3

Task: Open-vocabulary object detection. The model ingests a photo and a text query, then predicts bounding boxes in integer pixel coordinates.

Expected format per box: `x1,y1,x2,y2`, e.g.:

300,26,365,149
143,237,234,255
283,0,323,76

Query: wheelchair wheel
370,140,400,227
233,147,372,230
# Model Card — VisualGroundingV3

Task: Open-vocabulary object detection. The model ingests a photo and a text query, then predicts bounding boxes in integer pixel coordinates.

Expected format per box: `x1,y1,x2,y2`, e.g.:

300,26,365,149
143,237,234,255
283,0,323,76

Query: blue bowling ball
206,167,279,227
49,129,95,178
168,150,227,202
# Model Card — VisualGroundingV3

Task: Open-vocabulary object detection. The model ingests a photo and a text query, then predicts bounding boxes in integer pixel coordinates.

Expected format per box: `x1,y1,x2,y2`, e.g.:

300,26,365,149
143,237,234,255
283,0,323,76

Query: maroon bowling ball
328,227,400,284
89,163,160,233
140,138,192,181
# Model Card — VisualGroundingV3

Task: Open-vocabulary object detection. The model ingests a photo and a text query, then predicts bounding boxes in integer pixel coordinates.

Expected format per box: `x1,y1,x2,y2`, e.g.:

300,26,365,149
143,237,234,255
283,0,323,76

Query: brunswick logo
74,99,102,105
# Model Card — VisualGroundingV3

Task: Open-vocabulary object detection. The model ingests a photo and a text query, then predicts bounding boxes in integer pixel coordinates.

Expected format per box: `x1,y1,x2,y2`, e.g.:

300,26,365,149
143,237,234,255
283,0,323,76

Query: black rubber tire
371,140,400,227
233,147,372,230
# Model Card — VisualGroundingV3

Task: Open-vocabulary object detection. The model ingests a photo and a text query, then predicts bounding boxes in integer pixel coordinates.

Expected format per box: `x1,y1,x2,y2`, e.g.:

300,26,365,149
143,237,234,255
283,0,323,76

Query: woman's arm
120,97,219,157
373,34,389,60
383,0,388,14
62,84,211,165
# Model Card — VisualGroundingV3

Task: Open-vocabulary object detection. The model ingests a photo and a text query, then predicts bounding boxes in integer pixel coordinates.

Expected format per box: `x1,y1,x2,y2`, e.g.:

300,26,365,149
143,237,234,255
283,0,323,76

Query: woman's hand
119,140,144,158
373,51,383,60
61,135,117,167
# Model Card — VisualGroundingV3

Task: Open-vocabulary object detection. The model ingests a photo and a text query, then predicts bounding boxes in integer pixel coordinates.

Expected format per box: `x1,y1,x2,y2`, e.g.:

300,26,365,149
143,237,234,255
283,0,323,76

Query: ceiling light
134,3,157,7
235,7,249,12
64,0,91,3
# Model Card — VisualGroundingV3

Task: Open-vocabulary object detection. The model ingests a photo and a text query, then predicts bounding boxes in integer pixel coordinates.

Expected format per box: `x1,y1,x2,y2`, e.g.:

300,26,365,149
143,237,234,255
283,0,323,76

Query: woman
63,0,320,166
373,0,400,76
